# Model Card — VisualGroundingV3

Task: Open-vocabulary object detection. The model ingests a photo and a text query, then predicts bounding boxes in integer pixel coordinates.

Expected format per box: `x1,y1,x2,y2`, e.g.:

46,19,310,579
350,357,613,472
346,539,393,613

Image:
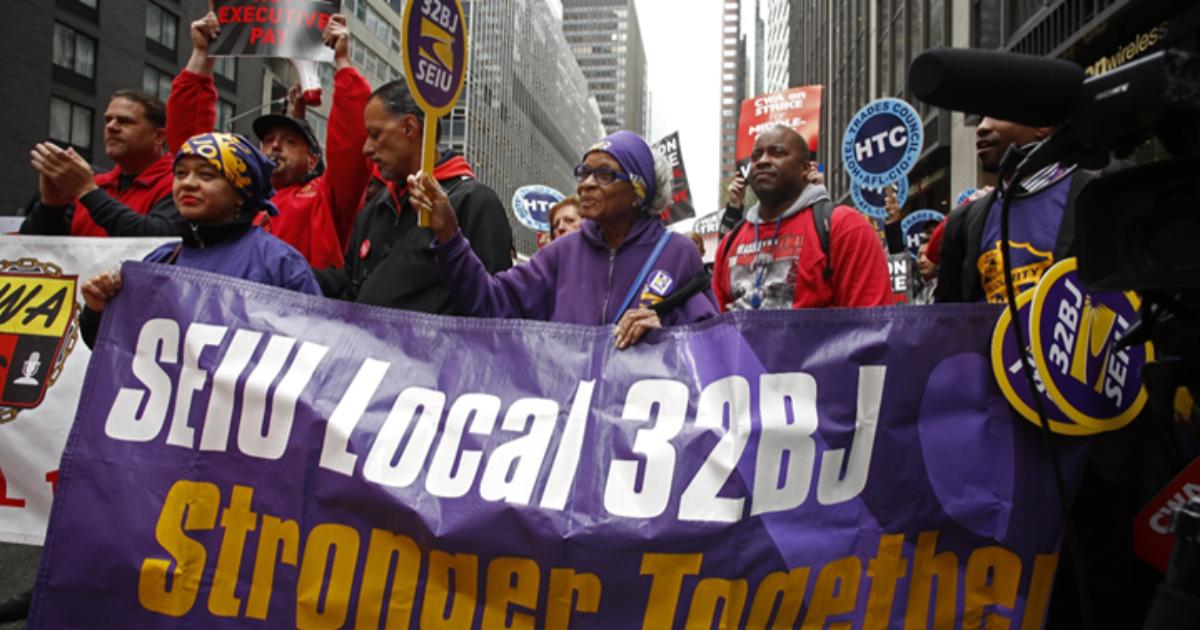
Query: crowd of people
19,9,1089,345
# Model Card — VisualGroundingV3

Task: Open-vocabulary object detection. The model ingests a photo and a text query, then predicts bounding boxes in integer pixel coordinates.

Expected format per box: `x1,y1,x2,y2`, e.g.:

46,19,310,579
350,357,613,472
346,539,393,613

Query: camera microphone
907,48,1085,127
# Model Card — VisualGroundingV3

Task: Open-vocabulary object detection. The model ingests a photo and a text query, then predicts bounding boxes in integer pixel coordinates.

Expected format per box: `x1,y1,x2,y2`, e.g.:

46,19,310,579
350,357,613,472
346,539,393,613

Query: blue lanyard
612,231,673,324
750,216,783,309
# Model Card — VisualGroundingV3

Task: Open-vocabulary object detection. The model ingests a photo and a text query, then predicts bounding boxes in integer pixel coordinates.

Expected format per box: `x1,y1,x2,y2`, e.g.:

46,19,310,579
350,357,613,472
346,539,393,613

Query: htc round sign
841,98,924,188
512,185,565,232
402,0,469,116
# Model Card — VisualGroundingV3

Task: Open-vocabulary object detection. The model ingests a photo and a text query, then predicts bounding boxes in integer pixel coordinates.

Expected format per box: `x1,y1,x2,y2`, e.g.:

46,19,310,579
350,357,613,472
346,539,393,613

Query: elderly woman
413,130,716,347
80,132,320,345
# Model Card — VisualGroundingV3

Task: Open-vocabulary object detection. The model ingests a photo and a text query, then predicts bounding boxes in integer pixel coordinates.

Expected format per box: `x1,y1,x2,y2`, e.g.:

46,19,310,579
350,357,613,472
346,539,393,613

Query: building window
216,99,235,132
50,97,93,152
214,57,237,82
77,0,97,6
53,23,96,78
146,3,178,50
142,66,172,101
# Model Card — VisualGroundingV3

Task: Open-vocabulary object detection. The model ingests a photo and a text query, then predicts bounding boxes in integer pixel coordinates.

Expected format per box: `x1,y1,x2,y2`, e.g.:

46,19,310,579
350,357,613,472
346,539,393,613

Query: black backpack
718,199,836,280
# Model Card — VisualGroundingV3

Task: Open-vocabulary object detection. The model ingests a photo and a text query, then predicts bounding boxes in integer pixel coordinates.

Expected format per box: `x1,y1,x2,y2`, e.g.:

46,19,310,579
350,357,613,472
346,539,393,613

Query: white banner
0,236,175,545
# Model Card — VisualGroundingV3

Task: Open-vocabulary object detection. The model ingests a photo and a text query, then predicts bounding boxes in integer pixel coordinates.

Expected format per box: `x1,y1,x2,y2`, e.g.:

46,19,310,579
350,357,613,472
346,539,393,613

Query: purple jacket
144,226,321,296
433,215,717,326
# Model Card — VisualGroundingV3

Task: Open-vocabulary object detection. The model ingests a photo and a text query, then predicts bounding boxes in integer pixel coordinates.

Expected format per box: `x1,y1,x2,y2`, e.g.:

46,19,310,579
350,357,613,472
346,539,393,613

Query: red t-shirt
713,204,893,310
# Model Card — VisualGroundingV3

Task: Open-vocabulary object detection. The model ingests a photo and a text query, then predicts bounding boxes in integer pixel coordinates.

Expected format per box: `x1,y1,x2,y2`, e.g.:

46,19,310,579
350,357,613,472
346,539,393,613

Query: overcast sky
634,0,722,216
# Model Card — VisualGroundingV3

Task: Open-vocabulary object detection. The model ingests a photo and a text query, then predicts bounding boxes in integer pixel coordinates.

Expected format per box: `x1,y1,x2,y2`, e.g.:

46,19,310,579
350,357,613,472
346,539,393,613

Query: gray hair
648,150,673,213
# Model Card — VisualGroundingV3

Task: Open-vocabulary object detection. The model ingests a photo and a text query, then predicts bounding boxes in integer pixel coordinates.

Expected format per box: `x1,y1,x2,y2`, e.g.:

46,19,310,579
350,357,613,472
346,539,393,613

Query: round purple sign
1028,258,1153,432
990,288,1092,436
402,0,469,116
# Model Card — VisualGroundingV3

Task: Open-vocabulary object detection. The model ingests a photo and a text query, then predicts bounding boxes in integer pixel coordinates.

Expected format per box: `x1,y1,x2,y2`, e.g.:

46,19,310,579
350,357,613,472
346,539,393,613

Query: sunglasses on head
574,164,632,185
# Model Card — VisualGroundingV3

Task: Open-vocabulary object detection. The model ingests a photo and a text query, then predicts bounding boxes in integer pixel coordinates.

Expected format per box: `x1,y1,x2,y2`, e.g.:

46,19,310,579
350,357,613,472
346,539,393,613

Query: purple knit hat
584,130,656,210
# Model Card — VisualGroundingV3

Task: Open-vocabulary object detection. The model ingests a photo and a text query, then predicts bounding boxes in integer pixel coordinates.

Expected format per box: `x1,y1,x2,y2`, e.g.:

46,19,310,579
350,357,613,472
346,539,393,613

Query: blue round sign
900,209,945,259
851,178,909,220
954,187,979,208
511,185,565,232
841,98,924,188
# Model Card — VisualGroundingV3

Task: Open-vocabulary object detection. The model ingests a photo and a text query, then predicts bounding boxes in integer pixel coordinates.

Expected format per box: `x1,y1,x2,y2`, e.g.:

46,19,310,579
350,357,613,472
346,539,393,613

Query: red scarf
386,155,476,214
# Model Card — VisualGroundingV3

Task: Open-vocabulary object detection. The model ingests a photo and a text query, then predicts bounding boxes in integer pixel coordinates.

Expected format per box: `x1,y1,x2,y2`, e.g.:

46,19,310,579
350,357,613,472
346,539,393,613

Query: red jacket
172,67,373,269
713,203,893,310
68,154,175,236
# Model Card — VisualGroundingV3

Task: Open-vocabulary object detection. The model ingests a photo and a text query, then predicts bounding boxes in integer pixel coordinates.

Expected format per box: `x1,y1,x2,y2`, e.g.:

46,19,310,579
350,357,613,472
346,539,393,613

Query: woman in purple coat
413,130,717,348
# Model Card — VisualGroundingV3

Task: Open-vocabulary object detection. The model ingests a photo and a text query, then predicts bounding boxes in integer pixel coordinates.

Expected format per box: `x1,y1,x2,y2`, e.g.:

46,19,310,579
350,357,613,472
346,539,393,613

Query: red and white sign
1133,456,1200,573
735,86,823,162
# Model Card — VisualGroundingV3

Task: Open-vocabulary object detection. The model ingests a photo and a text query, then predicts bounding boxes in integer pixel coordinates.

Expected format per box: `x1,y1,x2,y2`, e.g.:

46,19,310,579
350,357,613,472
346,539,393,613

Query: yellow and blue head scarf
175,132,279,216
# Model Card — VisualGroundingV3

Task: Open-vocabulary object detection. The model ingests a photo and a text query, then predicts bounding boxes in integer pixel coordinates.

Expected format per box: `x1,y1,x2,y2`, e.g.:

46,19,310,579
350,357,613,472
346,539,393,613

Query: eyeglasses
574,164,632,186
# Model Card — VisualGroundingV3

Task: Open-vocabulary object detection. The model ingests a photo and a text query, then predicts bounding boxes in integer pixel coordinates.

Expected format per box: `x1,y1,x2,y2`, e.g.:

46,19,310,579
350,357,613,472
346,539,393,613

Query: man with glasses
317,79,512,311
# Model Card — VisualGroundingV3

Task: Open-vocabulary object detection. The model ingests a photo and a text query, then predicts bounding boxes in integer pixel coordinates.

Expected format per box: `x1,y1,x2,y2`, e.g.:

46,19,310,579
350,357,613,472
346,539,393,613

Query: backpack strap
718,218,746,262
812,199,835,281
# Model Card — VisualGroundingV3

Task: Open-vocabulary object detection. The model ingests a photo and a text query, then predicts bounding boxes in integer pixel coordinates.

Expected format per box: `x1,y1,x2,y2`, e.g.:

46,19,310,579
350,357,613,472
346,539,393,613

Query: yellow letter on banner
802,556,862,629
296,524,361,629
640,553,703,629
686,578,748,629
246,516,300,621
356,529,422,630
208,485,259,617
138,480,220,617
963,546,1022,630
745,568,810,629
420,551,480,629
864,534,910,629
904,531,959,630
482,557,540,630
546,569,602,630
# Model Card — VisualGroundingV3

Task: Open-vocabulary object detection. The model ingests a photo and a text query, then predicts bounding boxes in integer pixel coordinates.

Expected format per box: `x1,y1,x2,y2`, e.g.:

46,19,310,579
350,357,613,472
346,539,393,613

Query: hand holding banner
401,0,469,227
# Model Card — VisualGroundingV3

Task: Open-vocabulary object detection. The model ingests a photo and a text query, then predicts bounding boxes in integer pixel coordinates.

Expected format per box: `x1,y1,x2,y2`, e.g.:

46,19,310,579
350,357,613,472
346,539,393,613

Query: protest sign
735,86,823,172
211,0,339,62
402,0,468,225
841,98,924,188
887,252,913,304
852,179,909,221
900,209,945,259
33,263,1087,628
511,185,564,233
651,132,696,223
0,236,175,545
1134,456,1200,574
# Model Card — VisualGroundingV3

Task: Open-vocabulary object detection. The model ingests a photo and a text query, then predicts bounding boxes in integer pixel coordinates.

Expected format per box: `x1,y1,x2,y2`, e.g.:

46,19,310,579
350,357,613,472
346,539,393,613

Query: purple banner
33,263,1085,628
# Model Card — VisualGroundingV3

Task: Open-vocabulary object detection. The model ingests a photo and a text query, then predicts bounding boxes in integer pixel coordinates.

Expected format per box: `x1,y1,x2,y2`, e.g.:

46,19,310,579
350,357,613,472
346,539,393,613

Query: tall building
561,0,647,136
762,0,790,93
785,0,1197,215
718,0,743,185
460,0,606,254
0,0,271,214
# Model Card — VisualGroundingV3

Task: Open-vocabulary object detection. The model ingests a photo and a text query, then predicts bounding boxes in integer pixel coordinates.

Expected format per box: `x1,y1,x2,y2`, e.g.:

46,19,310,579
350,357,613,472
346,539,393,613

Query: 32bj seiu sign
32,263,1085,629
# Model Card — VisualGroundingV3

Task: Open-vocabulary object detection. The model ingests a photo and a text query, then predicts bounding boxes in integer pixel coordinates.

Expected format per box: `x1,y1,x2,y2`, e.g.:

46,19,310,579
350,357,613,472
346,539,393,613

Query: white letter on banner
105,318,180,442
479,398,559,505
165,323,227,448
239,341,328,460
363,387,447,488
425,393,502,499
603,379,688,519
679,376,752,523
751,373,819,516
817,366,886,505
539,380,596,510
198,330,262,452
319,358,390,476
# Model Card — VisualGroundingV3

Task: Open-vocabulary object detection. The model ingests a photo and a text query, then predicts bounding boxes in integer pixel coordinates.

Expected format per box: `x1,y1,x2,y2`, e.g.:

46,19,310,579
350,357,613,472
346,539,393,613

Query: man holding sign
316,79,512,311
170,9,372,271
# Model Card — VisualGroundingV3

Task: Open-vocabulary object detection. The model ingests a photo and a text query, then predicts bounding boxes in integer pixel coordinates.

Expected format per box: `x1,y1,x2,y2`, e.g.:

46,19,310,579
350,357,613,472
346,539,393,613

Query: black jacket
318,162,513,313
935,170,1094,303
20,189,184,237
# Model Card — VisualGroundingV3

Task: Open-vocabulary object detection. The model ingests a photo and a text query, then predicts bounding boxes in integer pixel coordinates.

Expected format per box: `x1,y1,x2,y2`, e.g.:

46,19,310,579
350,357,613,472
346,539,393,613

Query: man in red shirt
171,12,371,270
21,91,184,236
713,125,892,310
